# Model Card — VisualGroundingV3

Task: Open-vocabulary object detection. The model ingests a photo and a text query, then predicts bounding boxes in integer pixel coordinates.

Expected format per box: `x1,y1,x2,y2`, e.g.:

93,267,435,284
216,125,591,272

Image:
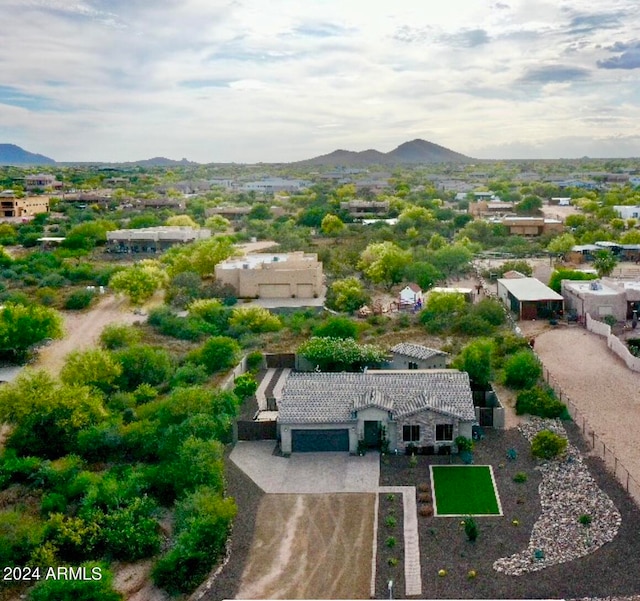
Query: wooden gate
237,420,277,441
265,353,296,368
478,408,494,427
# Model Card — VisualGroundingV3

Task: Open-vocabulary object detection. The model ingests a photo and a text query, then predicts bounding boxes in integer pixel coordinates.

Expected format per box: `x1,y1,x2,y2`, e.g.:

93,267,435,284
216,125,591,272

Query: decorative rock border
494,417,621,576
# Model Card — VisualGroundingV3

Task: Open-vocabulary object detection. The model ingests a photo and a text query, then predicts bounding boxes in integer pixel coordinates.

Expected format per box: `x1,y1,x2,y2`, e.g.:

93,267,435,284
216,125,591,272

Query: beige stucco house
0,194,49,218
277,370,475,454
215,252,323,299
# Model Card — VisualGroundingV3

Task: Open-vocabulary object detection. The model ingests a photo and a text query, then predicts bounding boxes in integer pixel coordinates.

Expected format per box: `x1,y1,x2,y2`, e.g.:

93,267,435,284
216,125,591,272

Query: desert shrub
513,472,528,483
452,313,495,336
0,510,45,566
245,351,264,372
228,306,282,334
64,289,95,310
147,306,216,341
388,557,399,567
188,336,241,374
41,492,68,515
515,386,565,418
233,373,258,400
471,298,506,326
385,536,397,548
417,482,430,493
99,324,141,350
417,492,431,503
0,452,44,486
101,496,160,561
418,504,434,517
28,563,122,601
603,314,617,327
170,362,209,388
152,490,236,595
75,424,124,463
455,436,474,452
385,516,397,528
503,350,541,389
463,516,479,541
531,430,567,460
579,514,593,526
312,317,358,340
44,514,101,561
114,345,174,391
492,333,530,367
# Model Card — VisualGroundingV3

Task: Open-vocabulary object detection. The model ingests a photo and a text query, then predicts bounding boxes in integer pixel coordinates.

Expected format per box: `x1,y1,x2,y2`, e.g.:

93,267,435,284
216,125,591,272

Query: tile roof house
278,370,475,454
389,343,448,370
399,283,423,307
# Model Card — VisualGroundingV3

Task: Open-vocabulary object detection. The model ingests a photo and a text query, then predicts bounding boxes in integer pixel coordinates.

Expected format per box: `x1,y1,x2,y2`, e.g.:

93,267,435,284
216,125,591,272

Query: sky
2,0,640,163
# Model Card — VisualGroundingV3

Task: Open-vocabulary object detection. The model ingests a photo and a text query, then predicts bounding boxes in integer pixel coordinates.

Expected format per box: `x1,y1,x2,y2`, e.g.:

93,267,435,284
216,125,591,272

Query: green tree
60,349,122,393
228,306,281,333
248,204,272,220
320,213,346,236
326,277,370,313
593,249,618,278
425,291,466,316
0,370,107,458
0,303,63,360
531,430,567,460
99,324,141,350
515,195,542,214
166,215,199,228
503,350,541,389
453,338,495,389
515,386,565,418
162,236,235,278
547,233,577,256
430,244,472,278
109,261,167,305
358,242,411,290
312,317,358,339
548,269,597,293
403,261,442,291
114,345,174,390
62,221,116,250
204,215,231,232
189,336,241,374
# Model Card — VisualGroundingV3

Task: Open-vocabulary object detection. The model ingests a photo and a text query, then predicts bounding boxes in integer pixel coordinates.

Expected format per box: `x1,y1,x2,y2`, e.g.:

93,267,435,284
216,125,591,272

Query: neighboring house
240,178,310,194
214,252,323,299
399,283,423,306
106,226,211,253
206,206,251,220
562,278,640,321
278,370,476,454
614,205,640,220
139,198,186,210
0,195,49,218
24,174,63,191
550,197,572,206
468,201,513,217
496,277,564,320
340,200,390,218
501,216,563,236
389,343,448,370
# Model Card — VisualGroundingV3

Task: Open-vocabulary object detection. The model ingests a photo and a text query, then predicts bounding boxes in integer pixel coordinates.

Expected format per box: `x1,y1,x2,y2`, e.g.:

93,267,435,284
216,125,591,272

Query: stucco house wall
389,352,447,370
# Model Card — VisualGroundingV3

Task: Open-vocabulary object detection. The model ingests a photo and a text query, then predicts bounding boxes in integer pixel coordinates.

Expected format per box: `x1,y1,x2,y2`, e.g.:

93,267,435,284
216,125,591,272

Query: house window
408,361,419,370
403,425,420,442
435,424,453,441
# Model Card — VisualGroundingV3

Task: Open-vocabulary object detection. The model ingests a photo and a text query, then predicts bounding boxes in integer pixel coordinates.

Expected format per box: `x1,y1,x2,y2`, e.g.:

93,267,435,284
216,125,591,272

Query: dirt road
236,493,375,600
533,327,640,490
34,294,144,376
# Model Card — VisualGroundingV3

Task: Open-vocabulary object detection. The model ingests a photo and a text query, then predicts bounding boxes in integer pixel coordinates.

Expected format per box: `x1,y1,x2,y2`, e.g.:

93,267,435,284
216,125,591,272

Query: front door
364,421,381,449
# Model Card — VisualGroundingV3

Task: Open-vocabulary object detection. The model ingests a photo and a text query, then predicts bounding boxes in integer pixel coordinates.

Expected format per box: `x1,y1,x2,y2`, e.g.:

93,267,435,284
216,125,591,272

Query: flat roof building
106,226,210,253
215,252,323,299
497,277,564,320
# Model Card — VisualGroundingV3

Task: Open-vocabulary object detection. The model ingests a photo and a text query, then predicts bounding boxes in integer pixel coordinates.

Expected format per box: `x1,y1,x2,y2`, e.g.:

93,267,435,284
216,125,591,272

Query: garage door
259,283,290,298
292,429,349,452
296,283,314,298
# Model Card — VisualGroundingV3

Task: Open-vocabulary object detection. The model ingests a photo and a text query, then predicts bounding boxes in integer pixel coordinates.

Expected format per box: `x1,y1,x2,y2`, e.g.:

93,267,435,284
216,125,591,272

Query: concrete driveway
229,441,380,493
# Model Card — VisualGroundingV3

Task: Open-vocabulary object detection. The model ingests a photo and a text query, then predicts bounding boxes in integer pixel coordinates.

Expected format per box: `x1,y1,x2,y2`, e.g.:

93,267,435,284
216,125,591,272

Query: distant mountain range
294,139,473,166
0,138,471,167
0,144,55,165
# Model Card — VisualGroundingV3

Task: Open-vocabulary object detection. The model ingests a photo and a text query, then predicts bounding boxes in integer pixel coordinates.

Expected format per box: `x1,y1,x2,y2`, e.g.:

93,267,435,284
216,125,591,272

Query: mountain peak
294,138,471,166
0,144,55,165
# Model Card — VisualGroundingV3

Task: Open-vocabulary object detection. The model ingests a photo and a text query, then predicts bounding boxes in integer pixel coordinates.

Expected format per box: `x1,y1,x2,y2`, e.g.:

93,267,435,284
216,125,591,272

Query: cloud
442,28,491,48
598,41,640,69
519,65,591,84
0,85,66,112
289,22,355,38
566,12,623,35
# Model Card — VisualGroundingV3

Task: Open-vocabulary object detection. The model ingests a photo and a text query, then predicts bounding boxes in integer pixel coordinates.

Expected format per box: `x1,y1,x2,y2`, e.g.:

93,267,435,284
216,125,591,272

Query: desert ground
236,493,375,600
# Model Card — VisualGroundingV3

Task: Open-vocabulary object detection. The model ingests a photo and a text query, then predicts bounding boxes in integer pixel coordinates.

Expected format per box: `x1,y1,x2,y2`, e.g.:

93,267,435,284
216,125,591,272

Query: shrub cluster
515,386,565,418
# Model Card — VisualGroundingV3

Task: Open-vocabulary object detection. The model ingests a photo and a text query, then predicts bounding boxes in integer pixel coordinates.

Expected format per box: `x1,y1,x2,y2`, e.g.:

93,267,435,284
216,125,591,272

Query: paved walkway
230,441,423,597
380,486,422,597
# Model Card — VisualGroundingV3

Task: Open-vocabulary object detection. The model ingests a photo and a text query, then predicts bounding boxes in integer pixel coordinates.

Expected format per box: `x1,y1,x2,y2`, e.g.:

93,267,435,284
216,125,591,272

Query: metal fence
541,364,640,508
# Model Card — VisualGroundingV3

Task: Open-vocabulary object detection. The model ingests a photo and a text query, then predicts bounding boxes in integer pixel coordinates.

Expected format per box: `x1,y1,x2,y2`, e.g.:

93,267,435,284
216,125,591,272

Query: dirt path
533,327,640,489
34,294,146,376
236,493,374,600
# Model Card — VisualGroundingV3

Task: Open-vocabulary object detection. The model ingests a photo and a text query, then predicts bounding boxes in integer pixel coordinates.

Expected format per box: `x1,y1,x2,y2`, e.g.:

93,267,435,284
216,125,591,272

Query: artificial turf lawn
431,465,501,515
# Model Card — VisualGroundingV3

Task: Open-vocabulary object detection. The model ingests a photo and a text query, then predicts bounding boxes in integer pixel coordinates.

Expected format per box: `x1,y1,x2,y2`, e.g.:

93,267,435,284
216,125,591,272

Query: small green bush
385,536,397,549
388,557,399,567
531,430,567,460
64,289,95,311
245,351,264,372
99,324,141,350
463,516,479,542
385,516,397,528
579,514,593,526
515,386,565,418
455,436,474,453
28,562,122,601
503,350,542,389
513,472,528,483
